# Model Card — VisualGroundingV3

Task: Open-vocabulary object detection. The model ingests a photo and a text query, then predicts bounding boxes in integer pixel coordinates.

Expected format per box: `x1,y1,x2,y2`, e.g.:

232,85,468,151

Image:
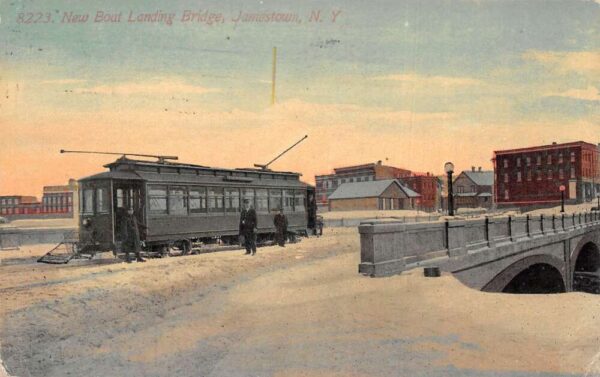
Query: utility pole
271,46,277,105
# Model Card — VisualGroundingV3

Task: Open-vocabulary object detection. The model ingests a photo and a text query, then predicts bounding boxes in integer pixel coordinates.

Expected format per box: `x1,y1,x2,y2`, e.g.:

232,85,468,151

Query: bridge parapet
358,211,600,277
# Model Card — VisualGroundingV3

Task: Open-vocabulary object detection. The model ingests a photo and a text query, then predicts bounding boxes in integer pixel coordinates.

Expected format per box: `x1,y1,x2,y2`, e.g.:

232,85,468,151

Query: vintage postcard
1,1,599,376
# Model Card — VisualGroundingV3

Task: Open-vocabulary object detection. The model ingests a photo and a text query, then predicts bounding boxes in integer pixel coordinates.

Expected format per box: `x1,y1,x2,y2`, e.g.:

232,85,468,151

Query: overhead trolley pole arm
254,135,308,170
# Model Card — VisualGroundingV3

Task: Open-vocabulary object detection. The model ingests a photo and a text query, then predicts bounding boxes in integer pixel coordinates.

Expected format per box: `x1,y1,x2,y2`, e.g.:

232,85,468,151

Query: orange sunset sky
1,1,598,197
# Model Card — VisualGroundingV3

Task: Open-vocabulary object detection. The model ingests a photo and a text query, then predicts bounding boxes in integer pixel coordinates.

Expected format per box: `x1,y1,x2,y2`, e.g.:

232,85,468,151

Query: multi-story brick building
0,179,78,219
493,141,600,208
315,161,412,209
398,173,443,211
453,167,494,209
0,196,40,216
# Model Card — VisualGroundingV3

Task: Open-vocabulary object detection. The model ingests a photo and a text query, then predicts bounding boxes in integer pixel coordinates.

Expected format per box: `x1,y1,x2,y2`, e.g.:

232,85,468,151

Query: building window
571,167,576,179
527,170,532,181
571,152,576,162
526,157,531,167
503,159,508,168
548,170,553,180
504,173,508,183
559,153,563,163
537,155,541,165
537,170,542,181
516,158,521,167
548,155,552,164
559,168,564,179
504,190,509,200
517,172,522,182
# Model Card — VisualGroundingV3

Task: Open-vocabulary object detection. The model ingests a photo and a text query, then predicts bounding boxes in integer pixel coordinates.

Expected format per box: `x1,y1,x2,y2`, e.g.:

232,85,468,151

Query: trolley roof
80,157,306,186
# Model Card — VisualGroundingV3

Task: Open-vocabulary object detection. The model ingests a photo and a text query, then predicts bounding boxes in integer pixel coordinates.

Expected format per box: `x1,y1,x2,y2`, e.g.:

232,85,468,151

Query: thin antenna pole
271,46,277,105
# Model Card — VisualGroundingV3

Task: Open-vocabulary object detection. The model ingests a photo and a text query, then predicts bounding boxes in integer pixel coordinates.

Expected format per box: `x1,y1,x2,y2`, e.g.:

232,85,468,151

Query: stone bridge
358,211,600,293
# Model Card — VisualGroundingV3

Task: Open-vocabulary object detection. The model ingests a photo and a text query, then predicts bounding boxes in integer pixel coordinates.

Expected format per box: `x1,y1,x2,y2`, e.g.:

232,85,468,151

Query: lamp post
596,193,599,210
560,185,566,213
444,162,455,216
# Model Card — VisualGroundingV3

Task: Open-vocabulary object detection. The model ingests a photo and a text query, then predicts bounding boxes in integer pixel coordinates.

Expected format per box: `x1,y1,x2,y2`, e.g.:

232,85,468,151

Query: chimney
552,142,557,145
471,166,475,172
478,167,482,172
377,160,382,165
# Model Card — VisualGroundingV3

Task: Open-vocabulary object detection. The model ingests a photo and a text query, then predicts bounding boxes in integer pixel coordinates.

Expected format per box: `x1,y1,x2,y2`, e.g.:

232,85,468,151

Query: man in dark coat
273,208,288,247
239,199,257,255
122,208,146,263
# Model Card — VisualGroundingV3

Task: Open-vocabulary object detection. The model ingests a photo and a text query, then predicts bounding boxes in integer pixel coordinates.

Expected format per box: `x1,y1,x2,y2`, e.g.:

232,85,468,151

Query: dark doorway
502,263,566,294
113,182,145,244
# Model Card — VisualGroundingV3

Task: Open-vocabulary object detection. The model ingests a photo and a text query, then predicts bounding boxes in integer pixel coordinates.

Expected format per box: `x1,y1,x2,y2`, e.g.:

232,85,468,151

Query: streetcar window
96,188,109,213
224,188,240,213
169,187,188,215
82,189,94,214
116,189,124,208
283,190,294,212
148,186,167,214
294,191,306,212
255,189,268,212
241,188,255,209
269,189,282,211
208,187,224,213
189,187,207,214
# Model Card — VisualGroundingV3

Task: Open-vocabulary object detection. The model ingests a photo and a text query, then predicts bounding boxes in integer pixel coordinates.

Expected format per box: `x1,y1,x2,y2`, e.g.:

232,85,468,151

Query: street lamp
559,185,566,213
444,162,455,216
596,193,600,210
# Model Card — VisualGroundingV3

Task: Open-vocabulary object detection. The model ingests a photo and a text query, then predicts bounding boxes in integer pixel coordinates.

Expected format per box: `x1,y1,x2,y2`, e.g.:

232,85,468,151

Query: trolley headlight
82,218,92,227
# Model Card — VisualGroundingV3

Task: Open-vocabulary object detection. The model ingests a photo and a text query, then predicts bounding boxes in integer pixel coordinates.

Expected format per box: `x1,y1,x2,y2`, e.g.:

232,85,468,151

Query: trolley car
77,156,317,256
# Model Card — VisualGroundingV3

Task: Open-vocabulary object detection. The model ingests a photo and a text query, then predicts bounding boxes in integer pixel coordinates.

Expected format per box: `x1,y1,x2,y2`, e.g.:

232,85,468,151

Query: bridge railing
358,210,600,277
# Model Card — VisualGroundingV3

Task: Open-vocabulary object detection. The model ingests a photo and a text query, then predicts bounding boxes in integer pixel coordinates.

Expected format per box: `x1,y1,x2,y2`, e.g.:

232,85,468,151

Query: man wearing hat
273,207,288,247
239,199,257,255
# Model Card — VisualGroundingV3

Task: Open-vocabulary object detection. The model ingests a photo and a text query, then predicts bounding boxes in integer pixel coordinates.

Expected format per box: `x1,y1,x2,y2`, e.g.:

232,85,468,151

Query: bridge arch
571,238,600,293
482,255,566,294
571,237,600,275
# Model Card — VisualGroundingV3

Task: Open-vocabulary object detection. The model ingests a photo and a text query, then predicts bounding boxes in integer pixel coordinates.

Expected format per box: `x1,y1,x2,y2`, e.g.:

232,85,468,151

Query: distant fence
0,227,77,250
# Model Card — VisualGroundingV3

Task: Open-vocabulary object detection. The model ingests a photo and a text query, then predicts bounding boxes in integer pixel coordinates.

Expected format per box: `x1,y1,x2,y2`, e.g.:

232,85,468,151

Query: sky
0,0,598,196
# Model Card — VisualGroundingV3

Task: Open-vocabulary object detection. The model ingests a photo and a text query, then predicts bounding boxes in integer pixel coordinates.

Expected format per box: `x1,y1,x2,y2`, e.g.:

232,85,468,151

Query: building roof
494,141,598,155
461,170,494,187
328,179,420,200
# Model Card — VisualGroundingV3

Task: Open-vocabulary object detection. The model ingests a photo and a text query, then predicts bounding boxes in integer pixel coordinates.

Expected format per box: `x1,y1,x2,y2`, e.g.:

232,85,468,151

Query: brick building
328,179,420,211
399,173,443,211
453,167,494,209
315,161,411,209
493,141,600,208
0,179,78,219
0,196,40,216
